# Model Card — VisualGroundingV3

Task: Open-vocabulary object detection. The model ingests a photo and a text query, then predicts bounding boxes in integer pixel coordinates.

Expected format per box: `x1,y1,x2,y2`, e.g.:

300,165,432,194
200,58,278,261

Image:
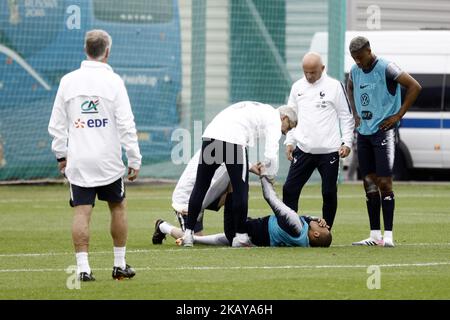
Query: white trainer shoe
382,238,395,247
182,231,194,247
231,234,254,247
352,237,384,246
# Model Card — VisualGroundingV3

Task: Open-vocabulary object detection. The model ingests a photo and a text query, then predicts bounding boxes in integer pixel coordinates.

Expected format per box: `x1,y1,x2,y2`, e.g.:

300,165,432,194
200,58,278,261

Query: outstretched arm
260,176,303,237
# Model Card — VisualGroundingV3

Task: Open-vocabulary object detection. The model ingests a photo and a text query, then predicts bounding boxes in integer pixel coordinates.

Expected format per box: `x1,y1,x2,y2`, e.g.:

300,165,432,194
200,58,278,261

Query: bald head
302,52,325,84
302,52,324,66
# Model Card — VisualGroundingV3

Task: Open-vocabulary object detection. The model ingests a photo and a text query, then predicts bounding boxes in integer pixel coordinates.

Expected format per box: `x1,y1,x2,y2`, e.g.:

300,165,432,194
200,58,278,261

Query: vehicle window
404,74,443,111
443,74,450,111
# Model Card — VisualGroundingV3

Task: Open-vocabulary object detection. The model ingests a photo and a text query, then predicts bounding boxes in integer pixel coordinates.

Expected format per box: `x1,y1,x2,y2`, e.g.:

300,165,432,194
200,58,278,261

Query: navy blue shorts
223,211,270,246
69,178,125,207
245,216,271,246
357,129,397,177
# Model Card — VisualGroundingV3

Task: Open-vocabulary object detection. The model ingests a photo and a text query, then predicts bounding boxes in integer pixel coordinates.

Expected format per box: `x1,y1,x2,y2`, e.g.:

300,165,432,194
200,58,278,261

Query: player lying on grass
153,176,332,248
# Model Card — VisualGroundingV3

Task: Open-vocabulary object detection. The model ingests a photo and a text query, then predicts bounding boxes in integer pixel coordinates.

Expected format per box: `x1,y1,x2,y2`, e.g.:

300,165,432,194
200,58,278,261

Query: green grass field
0,182,449,300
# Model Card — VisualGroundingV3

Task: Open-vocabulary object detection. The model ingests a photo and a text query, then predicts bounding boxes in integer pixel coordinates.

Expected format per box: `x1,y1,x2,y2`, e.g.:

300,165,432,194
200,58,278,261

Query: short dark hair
85,30,112,60
309,232,332,247
349,36,370,53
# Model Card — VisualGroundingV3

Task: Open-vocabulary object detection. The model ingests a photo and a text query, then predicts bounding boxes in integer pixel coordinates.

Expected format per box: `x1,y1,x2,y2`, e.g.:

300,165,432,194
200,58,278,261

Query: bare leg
170,226,184,239
72,205,93,252
109,200,128,247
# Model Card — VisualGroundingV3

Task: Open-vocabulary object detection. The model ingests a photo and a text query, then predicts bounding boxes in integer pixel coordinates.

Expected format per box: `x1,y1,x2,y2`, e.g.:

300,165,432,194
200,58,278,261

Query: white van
310,30,450,179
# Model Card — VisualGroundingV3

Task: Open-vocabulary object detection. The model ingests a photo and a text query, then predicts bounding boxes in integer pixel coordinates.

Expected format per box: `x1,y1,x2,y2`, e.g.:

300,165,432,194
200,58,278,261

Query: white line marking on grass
152,261,450,271
1,261,449,273
1,243,450,258
0,247,240,257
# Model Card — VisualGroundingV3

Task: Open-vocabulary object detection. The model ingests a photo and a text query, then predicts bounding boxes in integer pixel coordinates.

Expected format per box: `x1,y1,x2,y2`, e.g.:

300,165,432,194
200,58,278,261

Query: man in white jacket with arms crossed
48,30,142,281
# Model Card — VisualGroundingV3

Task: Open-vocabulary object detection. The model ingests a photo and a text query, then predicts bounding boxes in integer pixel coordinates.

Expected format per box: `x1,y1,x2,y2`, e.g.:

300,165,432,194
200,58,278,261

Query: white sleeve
48,84,68,160
114,80,142,169
261,176,303,235
284,85,298,146
172,150,200,211
335,82,355,148
287,84,297,107
263,122,281,176
284,129,296,146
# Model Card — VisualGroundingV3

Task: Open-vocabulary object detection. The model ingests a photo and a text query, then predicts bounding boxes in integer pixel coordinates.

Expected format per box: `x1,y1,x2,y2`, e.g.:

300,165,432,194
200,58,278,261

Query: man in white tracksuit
181,101,297,247
48,30,142,282
283,52,354,229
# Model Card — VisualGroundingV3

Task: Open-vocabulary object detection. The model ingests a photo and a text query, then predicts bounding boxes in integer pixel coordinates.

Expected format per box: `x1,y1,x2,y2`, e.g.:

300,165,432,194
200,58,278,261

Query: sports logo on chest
359,83,376,90
358,71,382,90
360,93,370,106
317,91,327,108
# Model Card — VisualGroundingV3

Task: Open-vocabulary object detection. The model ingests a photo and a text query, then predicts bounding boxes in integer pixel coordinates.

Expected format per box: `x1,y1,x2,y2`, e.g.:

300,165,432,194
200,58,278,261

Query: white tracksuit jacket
48,60,142,187
285,73,354,154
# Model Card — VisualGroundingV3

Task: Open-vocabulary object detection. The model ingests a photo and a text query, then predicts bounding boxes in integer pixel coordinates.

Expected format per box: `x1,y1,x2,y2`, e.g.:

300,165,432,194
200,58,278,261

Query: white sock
384,231,393,240
113,246,126,269
159,221,174,235
76,252,91,274
370,230,382,241
193,233,230,246
184,229,193,237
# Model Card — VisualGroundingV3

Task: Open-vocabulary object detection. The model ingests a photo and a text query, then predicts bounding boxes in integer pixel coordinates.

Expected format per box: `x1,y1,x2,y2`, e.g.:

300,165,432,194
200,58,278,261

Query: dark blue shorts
223,212,270,246
357,129,397,177
245,216,271,246
69,178,125,207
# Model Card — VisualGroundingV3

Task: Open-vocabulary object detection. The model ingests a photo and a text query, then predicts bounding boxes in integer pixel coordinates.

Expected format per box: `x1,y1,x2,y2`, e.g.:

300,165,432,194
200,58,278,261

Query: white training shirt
285,72,354,154
48,60,142,187
202,101,281,176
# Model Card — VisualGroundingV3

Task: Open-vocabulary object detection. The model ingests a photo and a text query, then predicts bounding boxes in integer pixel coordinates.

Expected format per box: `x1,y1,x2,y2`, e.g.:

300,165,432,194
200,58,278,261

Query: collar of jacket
309,71,327,86
81,60,113,71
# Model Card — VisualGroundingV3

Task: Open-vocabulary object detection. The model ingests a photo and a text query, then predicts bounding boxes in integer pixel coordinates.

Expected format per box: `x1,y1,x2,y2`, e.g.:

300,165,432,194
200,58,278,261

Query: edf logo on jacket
74,98,109,128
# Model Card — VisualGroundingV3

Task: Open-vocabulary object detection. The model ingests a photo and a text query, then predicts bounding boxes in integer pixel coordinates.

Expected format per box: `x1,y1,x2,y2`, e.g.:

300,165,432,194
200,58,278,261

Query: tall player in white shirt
283,52,354,229
48,30,142,281
181,102,297,247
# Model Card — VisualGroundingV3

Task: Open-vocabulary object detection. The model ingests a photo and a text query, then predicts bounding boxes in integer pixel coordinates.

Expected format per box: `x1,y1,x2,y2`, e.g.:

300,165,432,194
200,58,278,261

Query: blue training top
268,215,310,247
350,58,401,135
